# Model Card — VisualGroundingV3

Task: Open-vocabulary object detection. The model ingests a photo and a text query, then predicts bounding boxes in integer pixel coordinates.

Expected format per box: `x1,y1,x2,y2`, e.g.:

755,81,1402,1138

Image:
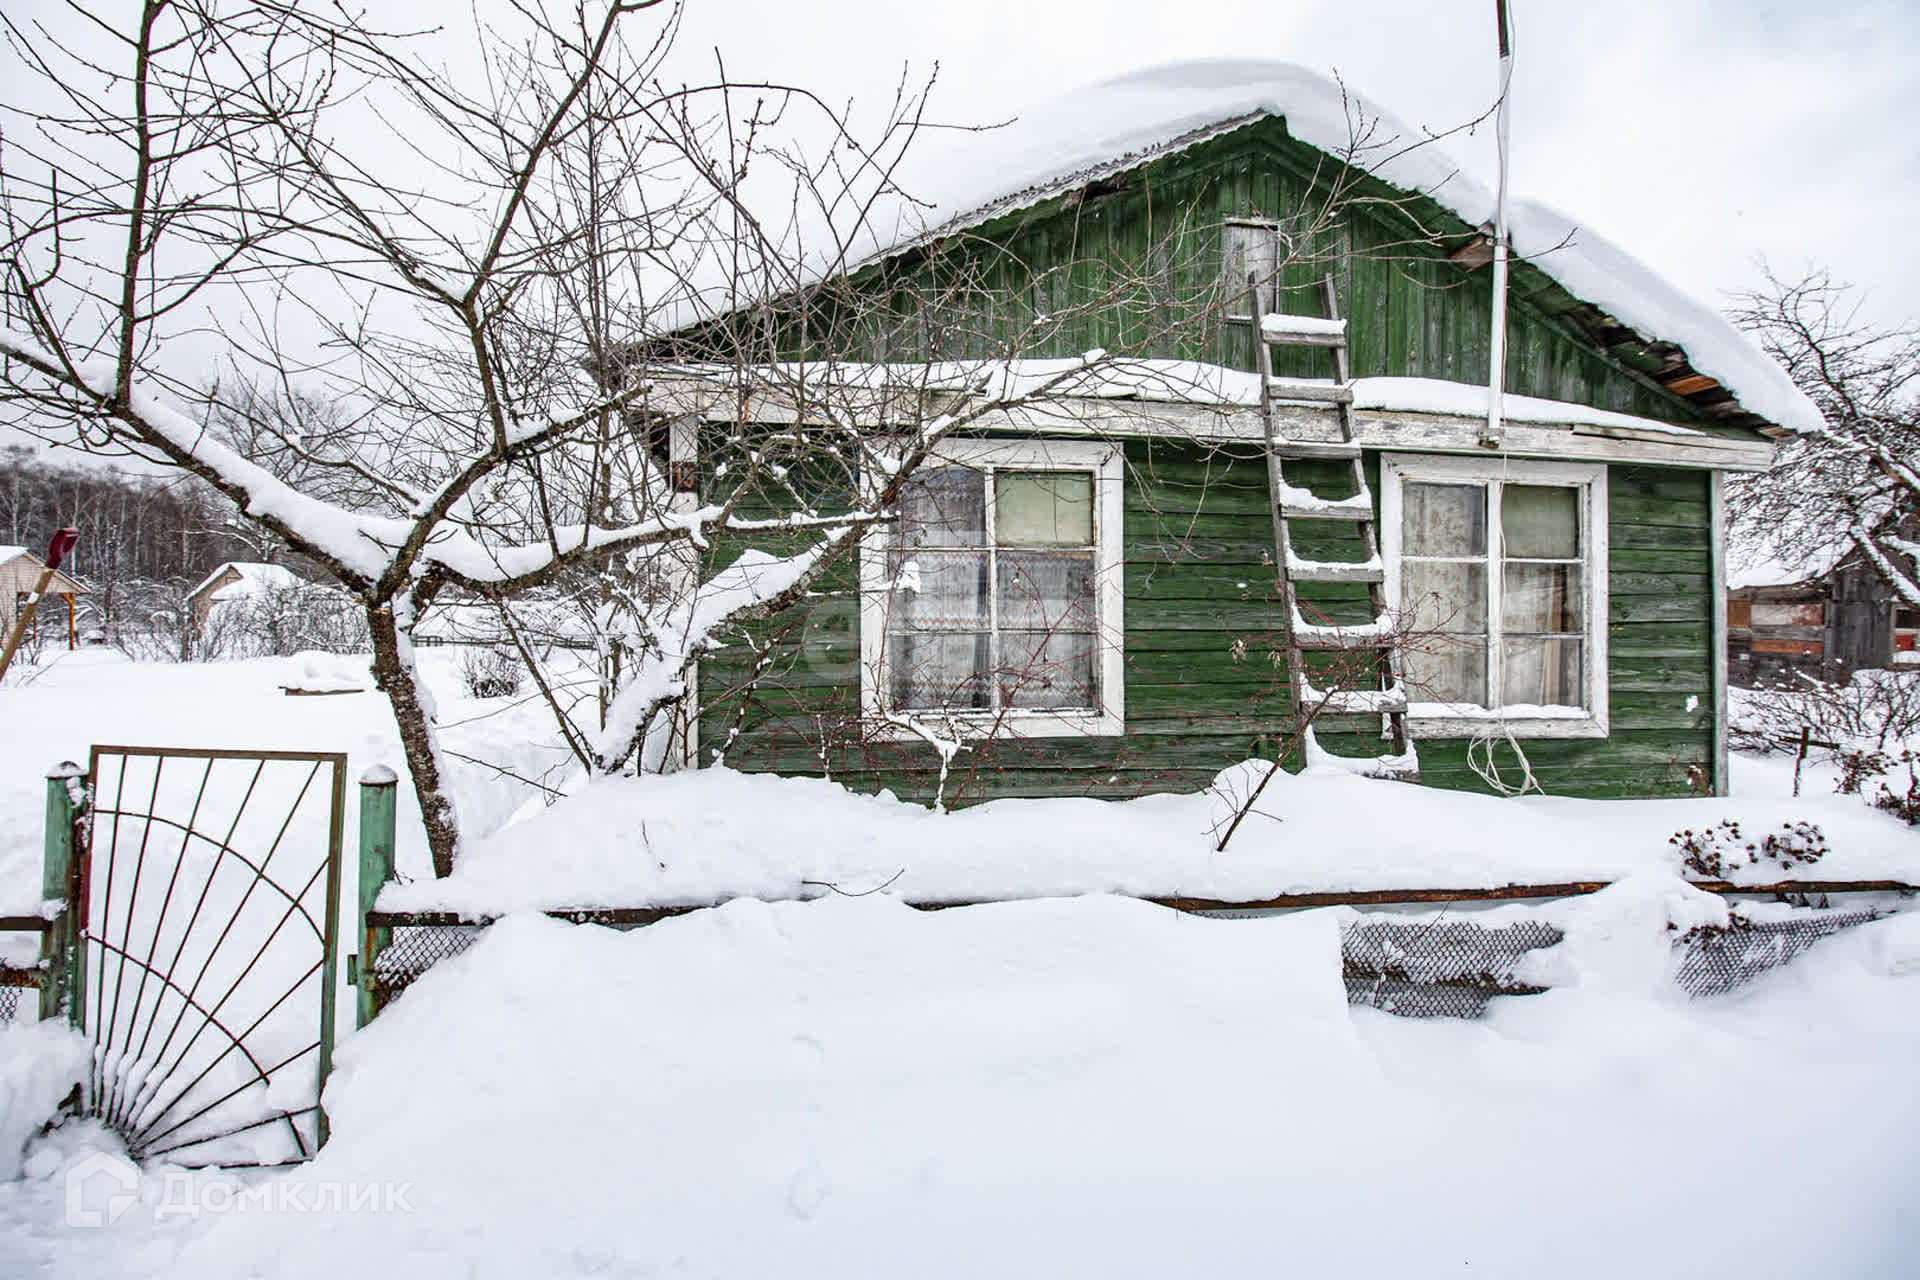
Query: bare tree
1,2,1472,873
1728,270,1920,605
0,2,1251,873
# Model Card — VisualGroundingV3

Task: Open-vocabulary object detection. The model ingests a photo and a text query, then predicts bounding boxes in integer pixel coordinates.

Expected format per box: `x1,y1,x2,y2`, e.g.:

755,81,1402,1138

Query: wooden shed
0,545,84,650
668,61,1808,803
1728,553,1910,687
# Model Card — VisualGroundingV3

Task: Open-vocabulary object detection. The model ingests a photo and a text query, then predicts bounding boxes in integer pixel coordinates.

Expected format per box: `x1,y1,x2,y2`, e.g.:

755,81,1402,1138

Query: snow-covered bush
198,579,370,660
1731,668,1920,757
1669,818,1829,879
1869,753,1920,824
459,645,523,699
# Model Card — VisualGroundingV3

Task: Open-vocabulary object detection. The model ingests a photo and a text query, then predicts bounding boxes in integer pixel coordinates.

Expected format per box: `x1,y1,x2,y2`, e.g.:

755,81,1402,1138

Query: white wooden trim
860,438,1126,740
1710,469,1730,796
640,379,1776,472
1382,453,1610,739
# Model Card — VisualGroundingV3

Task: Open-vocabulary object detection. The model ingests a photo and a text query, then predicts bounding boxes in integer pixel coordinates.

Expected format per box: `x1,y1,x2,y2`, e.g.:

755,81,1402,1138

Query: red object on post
45,528,78,571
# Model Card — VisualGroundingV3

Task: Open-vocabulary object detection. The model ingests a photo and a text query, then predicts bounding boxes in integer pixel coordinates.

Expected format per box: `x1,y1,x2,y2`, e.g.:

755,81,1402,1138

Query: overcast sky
4,0,1915,454
667,0,1920,334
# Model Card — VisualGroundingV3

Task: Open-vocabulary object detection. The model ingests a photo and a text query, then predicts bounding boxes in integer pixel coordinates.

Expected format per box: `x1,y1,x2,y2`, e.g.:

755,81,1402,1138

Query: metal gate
75,746,345,1167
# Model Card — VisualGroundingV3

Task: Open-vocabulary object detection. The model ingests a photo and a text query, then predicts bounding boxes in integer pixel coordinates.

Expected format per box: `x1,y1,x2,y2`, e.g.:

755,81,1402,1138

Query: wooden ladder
1247,273,1417,779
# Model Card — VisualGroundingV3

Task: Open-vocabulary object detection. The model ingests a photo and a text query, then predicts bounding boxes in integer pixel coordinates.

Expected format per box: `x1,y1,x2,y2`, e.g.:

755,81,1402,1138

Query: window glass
1502,637,1583,707
1502,564,1581,633
1400,560,1487,704
998,631,1095,709
899,467,985,547
1502,485,1579,558
888,632,990,710
887,550,987,630
1403,561,1487,635
996,551,1094,629
996,472,1092,546
1403,483,1486,556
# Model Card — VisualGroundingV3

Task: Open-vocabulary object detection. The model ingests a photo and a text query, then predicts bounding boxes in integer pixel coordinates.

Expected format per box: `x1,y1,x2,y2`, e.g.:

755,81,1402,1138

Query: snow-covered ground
0,651,1916,1277
3,888,1918,1279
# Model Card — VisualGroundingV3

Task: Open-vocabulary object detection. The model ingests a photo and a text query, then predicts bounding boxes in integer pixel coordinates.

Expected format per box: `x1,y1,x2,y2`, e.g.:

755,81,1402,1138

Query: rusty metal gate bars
77,746,345,1167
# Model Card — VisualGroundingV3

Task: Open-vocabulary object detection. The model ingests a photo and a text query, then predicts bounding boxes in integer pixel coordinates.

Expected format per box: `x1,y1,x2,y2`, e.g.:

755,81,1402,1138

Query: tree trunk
366,602,461,877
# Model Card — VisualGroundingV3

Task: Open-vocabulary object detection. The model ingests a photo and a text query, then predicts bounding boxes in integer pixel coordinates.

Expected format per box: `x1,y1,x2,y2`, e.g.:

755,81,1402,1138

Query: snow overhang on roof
188,561,304,603
858,59,1822,438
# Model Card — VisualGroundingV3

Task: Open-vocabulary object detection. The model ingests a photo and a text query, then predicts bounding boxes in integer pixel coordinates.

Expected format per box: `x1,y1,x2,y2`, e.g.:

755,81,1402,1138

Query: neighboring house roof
845,59,1820,437
0,544,87,593
1727,537,1850,592
188,560,305,604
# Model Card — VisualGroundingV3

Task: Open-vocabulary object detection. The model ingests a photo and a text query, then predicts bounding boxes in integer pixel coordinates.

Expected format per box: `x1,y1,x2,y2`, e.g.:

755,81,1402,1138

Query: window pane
1502,485,1578,559
997,550,1094,629
1502,637,1584,708
1402,636,1486,705
887,550,987,630
1403,483,1486,556
1503,564,1582,633
899,466,985,547
995,472,1093,546
999,630,1096,710
1401,560,1486,635
888,632,989,710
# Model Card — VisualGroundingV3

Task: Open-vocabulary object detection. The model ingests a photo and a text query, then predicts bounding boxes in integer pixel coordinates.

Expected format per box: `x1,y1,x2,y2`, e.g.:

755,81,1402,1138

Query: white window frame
860,438,1126,739
1381,453,1610,739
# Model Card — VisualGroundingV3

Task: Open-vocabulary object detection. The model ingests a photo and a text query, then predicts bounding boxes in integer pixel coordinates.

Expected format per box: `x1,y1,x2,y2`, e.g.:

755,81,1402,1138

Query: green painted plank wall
695,446,1716,806
799,118,1733,436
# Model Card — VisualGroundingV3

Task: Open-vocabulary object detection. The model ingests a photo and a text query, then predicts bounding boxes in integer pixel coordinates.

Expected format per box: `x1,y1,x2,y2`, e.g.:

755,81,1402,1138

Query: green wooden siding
798,118,1733,433
697,450,1714,804
688,115,1728,804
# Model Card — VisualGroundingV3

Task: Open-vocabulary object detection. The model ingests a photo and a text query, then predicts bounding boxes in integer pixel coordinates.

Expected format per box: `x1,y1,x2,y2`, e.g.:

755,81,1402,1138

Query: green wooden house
674,60,1812,806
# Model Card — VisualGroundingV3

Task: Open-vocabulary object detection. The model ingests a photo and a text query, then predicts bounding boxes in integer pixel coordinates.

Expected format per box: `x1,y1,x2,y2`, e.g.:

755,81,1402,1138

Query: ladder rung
1289,560,1385,585
1280,500,1374,522
1228,316,1350,348
1266,378,1353,405
1272,439,1362,460
1310,688,1409,715
1302,728,1420,780
1294,632,1397,652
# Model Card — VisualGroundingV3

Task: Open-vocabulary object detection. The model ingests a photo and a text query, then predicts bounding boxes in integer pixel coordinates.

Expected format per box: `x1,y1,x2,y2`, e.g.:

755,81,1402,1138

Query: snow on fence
355,898,1889,1023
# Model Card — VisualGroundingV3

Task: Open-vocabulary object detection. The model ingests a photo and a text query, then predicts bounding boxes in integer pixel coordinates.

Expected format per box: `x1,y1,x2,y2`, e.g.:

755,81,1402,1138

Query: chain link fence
368,923,489,1016
0,971,30,1023
0,918,46,1025
1343,916,1562,1019
1674,906,1885,998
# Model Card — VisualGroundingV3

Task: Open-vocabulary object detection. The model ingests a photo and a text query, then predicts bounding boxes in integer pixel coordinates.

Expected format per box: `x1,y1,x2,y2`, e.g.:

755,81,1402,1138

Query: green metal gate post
40,761,86,1025
355,765,397,1029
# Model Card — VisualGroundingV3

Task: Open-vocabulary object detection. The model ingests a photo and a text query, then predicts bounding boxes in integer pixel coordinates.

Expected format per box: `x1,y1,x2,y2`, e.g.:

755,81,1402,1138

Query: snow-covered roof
0,545,25,564
188,560,304,603
1727,538,1850,592
858,59,1821,436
